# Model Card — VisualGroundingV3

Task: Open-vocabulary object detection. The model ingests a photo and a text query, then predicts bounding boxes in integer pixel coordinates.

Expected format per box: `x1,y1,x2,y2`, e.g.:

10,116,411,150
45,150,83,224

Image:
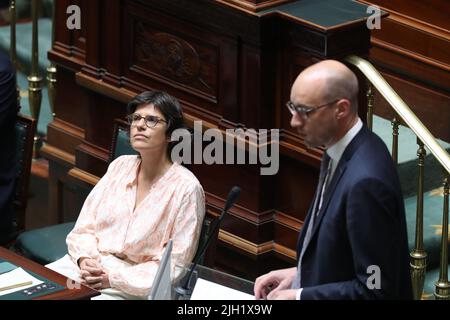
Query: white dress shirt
296,117,363,300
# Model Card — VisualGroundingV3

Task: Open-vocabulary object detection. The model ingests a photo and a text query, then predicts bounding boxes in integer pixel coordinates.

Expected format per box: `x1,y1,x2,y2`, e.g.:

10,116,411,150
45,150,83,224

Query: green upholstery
109,124,138,161
16,222,75,265
1,114,35,244
16,120,215,267
0,18,52,77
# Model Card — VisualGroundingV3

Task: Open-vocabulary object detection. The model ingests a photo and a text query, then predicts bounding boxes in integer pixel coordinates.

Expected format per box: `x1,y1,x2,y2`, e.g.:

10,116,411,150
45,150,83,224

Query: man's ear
335,99,350,120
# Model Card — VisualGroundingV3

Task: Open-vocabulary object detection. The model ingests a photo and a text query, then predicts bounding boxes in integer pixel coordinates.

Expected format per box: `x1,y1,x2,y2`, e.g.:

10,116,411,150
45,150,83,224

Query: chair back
108,119,137,163
14,113,36,232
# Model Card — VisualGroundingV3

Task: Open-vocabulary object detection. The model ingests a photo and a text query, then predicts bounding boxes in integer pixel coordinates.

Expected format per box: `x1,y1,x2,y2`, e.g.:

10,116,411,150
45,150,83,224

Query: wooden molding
215,0,294,13
274,211,302,231
357,0,450,40
205,190,276,224
76,72,133,104
68,168,100,186
219,229,296,259
76,142,110,163
50,118,85,140
273,242,297,260
49,47,85,73
40,144,75,166
371,38,450,73
31,159,49,179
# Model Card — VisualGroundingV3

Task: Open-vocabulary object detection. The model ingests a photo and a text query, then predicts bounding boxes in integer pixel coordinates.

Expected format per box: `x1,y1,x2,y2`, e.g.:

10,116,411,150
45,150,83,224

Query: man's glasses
126,113,167,128
286,99,341,119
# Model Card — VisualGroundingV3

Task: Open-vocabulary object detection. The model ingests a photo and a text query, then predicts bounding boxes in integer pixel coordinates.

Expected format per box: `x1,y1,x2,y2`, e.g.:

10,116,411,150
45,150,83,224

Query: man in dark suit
254,60,412,299
0,51,19,244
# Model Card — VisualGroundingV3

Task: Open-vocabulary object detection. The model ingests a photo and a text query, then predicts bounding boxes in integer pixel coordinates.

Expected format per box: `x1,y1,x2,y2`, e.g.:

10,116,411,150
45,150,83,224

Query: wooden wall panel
372,71,450,142
365,0,449,31
123,2,226,110
45,0,373,278
358,0,450,142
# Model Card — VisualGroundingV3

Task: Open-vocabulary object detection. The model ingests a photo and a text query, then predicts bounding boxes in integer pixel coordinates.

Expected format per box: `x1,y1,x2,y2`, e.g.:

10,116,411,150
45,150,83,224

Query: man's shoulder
0,51,14,74
343,129,396,176
353,129,391,161
345,132,400,191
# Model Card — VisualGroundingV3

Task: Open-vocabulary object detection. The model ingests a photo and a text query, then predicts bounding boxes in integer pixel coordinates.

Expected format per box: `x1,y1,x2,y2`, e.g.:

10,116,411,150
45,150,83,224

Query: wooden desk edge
0,247,99,300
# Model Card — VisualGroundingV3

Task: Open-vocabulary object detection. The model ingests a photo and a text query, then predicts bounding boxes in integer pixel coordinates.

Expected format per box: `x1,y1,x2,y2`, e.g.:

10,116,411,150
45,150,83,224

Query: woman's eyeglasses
126,113,167,128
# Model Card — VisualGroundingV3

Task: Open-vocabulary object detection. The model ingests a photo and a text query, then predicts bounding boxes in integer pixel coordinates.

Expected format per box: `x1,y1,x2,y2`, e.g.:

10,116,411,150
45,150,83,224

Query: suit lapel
310,160,347,238
296,204,313,259
301,126,371,254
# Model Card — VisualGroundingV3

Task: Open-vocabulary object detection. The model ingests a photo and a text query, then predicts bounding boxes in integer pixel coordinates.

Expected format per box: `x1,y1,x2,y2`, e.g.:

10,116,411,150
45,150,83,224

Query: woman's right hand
79,258,105,289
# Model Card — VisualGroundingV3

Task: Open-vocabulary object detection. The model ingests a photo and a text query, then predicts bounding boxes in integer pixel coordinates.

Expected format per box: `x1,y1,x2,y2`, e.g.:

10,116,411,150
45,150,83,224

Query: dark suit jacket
297,125,412,299
0,51,18,243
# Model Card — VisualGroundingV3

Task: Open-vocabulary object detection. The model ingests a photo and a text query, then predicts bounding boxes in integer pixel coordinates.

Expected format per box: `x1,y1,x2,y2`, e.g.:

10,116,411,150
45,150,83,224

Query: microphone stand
174,186,241,299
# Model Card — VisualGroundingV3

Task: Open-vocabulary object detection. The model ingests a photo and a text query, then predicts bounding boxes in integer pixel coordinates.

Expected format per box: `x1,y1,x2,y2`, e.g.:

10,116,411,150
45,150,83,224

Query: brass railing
46,0,56,118
8,0,56,157
28,0,43,157
346,55,450,300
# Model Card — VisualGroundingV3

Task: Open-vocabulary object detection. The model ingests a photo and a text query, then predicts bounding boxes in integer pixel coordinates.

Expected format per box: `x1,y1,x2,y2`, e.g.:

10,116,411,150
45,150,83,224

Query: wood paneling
358,0,450,142
45,0,372,278
364,0,450,31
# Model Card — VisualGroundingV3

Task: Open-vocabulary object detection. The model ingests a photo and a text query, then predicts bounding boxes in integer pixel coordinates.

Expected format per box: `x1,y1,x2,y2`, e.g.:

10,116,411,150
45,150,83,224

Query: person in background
0,50,19,245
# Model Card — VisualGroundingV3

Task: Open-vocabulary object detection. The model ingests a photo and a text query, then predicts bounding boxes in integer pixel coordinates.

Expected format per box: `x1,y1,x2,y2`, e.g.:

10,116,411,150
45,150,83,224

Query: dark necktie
312,153,331,222
291,152,331,289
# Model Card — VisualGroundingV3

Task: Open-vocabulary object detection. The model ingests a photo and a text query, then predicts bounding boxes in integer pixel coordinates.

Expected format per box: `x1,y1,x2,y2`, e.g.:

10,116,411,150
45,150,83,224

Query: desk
175,264,255,299
0,247,99,300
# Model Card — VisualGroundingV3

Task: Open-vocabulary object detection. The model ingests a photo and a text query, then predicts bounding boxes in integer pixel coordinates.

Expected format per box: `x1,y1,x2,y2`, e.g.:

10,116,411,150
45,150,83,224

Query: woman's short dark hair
127,91,185,157
127,91,184,137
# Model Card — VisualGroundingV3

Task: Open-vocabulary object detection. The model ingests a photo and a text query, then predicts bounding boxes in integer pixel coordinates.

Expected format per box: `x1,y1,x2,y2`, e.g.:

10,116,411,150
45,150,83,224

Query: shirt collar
326,117,363,164
126,158,177,189
126,156,141,188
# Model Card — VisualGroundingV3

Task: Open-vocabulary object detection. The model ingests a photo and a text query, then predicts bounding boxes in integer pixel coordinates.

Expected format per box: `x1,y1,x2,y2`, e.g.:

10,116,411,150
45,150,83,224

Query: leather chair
13,113,36,234
15,119,216,266
0,113,36,245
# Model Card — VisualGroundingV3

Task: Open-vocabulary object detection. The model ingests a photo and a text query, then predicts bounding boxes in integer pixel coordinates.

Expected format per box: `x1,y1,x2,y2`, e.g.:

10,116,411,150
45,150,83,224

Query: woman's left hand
80,270,110,290
101,272,110,289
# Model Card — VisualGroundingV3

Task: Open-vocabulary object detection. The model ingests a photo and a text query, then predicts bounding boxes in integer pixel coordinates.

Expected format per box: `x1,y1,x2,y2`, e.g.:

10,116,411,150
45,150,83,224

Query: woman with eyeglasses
48,91,205,299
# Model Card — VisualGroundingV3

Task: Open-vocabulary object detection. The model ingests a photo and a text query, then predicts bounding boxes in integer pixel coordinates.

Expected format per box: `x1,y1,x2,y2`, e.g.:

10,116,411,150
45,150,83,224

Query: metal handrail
345,55,450,174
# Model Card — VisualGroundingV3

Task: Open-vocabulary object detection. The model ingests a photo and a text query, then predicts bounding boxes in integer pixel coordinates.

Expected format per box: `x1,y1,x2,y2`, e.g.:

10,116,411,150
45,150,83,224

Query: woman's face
129,103,169,154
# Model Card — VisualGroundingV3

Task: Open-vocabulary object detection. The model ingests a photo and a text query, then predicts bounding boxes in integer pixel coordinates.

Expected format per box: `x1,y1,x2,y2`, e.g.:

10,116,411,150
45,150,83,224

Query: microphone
175,186,241,298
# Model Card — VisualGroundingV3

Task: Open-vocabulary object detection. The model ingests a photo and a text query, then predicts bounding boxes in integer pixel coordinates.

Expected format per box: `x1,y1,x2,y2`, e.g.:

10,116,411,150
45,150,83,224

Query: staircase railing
346,55,450,300
8,0,55,158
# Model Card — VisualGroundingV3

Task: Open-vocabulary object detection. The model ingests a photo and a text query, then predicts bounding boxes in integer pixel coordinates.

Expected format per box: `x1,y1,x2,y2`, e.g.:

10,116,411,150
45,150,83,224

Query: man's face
289,78,338,149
